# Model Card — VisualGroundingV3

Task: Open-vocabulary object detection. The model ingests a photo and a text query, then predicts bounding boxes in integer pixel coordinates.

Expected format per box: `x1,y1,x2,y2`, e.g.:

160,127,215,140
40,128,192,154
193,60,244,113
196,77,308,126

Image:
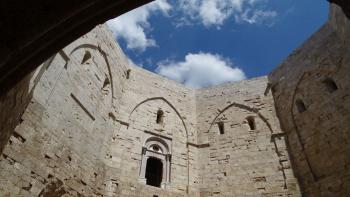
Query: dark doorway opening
146,157,163,187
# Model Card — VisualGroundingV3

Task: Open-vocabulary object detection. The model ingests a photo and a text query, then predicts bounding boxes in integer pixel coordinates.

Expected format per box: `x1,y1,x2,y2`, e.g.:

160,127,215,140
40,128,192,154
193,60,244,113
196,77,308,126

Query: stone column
166,154,171,184
139,149,148,184
161,159,167,188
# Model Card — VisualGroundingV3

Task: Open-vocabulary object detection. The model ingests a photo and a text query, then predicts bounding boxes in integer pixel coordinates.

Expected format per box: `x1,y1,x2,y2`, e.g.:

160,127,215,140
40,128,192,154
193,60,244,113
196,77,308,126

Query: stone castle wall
0,25,132,196
268,4,350,196
196,77,300,196
0,24,300,197
108,62,200,196
1,3,349,196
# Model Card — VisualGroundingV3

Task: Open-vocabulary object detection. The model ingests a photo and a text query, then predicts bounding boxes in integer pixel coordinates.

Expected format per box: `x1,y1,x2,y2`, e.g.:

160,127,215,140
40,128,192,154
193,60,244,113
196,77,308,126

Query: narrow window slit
126,69,131,79
103,77,110,87
218,122,225,135
102,77,111,95
247,117,256,130
156,110,164,124
81,51,92,64
296,99,307,113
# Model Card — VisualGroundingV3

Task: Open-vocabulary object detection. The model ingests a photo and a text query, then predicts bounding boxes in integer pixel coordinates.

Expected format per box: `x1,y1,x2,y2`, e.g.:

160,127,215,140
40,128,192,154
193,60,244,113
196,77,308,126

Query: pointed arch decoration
207,102,273,134
69,44,115,103
129,97,189,138
207,101,290,189
289,64,343,181
129,97,191,193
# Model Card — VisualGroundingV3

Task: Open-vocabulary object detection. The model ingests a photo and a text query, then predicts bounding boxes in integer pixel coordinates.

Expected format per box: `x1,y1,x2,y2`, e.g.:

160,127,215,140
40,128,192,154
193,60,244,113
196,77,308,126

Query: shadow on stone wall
329,0,350,18
0,73,32,154
268,4,350,196
0,57,51,155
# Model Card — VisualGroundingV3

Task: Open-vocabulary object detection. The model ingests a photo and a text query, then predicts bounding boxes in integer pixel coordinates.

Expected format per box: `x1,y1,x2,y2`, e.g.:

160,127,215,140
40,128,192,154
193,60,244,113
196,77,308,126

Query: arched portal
146,157,163,187
130,97,191,190
139,137,171,188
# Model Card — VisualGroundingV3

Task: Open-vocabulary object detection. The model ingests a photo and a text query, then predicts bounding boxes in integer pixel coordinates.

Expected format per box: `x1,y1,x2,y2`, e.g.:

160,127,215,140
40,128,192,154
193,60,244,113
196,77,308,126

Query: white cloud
107,0,277,51
199,0,232,26
156,53,246,88
107,0,172,51
238,9,277,25
177,0,277,27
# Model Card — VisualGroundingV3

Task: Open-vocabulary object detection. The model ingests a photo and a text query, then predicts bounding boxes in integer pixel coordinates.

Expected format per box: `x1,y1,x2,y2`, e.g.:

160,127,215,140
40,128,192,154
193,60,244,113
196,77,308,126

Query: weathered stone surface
269,4,350,196
0,2,349,197
0,25,300,196
0,0,152,94
196,77,301,196
329,0,350,19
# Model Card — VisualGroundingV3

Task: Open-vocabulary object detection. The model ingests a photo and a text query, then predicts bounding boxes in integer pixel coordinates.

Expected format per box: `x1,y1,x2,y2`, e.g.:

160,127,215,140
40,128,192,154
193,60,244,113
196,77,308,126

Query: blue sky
107,0,328,88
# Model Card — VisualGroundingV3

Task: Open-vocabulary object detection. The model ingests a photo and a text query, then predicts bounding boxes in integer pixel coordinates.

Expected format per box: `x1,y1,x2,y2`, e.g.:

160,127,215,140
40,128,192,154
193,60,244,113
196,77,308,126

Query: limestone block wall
196,77,301,196
0,22,304,196
0,23,200,197
0,73,33,154
0,25,131,196
0,53,53,154
3,5,348,196
329,4,350,47
113,65,200,196
268,4,350,196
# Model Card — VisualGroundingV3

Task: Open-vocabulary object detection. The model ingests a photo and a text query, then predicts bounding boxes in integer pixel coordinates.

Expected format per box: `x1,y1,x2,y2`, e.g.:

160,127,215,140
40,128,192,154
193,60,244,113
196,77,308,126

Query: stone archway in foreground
0,0,153,93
